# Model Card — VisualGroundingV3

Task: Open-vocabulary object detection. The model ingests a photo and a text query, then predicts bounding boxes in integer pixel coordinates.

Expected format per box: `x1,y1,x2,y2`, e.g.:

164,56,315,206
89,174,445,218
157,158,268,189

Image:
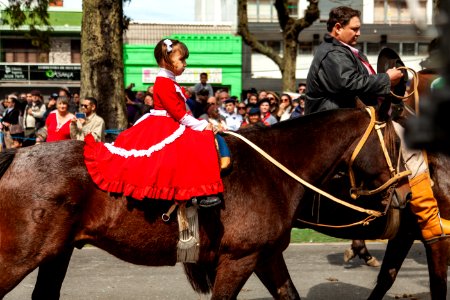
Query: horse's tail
183,263,214,294
0,149,16,179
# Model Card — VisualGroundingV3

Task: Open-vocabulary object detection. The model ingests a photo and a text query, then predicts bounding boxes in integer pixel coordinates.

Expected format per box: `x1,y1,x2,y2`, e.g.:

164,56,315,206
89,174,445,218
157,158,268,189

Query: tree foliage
237,0,319,92
2,0,53,49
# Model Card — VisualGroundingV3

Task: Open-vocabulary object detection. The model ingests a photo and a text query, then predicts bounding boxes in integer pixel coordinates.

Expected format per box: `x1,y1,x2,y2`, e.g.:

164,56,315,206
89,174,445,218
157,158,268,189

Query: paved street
5,242,440,300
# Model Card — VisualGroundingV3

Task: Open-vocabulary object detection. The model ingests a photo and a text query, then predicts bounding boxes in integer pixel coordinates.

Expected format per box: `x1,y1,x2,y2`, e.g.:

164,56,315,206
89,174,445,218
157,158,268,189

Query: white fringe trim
104,124,186,158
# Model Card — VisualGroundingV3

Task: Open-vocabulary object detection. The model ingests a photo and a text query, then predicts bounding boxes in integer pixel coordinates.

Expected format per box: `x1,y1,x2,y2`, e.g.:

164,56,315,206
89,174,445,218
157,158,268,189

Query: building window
374,0,427,24
71,40,81,63
248,0,276,22
266,40,281,54
287,0,298,18
298,41,312,55
418,42,429,55
367,42,380,55
2,39,49,63
403,43,416,55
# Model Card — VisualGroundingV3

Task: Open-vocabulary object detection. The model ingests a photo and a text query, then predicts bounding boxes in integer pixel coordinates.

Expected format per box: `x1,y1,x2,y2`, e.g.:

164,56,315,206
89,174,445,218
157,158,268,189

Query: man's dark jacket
305,34,391,114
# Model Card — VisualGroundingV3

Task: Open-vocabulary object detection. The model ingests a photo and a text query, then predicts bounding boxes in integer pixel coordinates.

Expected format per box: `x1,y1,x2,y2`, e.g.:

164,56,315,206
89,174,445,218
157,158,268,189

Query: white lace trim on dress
104,124,186,158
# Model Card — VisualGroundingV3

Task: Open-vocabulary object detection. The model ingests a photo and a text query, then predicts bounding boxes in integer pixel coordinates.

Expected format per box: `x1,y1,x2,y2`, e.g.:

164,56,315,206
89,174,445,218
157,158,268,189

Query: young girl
83,39,223,207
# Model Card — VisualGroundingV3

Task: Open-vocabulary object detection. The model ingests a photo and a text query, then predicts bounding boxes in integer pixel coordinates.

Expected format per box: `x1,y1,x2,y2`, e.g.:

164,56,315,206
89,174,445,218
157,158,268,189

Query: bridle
348,107,411,200
224,107,411,227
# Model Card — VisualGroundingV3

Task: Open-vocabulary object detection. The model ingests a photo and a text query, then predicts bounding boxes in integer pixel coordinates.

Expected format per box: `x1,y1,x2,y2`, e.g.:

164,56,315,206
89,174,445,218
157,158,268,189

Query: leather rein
224,106,411,228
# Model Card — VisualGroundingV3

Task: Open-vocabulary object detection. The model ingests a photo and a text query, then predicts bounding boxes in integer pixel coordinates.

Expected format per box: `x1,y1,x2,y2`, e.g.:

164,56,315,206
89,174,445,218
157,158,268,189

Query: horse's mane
0,149,16,178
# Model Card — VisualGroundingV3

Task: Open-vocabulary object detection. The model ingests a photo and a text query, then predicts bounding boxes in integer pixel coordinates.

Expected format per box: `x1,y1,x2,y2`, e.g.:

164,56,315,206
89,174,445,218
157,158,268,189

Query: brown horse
335,68,449,299
0,108,405,300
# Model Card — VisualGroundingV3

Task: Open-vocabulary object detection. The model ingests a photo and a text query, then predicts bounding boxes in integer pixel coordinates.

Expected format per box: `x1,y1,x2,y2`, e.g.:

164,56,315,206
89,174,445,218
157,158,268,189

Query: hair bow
163,39,173,53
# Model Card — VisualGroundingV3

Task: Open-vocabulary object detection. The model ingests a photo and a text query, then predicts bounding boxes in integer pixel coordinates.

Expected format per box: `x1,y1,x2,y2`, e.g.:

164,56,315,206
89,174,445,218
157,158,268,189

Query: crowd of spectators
0,87,105,151
0,79,306,151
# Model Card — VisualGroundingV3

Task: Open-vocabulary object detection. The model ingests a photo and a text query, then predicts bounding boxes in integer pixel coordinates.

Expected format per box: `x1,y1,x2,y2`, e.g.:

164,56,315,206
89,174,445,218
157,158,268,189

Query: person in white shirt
220,98,242,131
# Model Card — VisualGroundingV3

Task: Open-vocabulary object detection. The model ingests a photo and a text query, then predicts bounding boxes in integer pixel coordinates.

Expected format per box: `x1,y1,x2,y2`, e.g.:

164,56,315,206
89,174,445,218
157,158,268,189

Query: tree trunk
281,39,298,92
81,0,127,135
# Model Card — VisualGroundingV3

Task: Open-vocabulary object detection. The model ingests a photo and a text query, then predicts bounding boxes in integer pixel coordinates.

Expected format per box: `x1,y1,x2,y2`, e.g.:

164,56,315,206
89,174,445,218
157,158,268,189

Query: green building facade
123,34,242,97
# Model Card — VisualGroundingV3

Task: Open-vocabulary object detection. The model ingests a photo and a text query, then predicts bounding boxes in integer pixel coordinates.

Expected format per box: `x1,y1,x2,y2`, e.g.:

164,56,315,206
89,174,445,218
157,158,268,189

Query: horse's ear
355,97,366,109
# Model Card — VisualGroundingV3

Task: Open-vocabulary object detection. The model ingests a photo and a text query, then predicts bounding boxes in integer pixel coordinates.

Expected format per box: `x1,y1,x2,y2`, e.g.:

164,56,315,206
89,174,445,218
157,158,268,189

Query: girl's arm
158,79,208,131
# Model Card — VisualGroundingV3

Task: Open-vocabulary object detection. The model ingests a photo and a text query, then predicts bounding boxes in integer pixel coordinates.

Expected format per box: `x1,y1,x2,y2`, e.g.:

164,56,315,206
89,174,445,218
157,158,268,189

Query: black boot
197,195,221,208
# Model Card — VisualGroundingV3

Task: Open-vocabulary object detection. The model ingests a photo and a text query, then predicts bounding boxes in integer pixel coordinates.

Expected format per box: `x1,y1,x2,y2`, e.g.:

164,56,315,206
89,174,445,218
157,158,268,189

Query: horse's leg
255,252,301,300
344,240,380,267
31,247,74,300
425,239,449,299
211,253,259,300
367,234,414,300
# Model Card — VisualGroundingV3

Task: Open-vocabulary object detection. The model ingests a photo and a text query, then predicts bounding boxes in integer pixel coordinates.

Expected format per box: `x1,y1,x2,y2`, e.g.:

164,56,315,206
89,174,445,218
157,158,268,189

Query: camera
76,112,86,119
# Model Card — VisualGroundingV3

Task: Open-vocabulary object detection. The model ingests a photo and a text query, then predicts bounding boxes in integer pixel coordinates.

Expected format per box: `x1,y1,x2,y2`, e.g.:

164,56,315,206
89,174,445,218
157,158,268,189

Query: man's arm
90,117,106,142
321,51,391,96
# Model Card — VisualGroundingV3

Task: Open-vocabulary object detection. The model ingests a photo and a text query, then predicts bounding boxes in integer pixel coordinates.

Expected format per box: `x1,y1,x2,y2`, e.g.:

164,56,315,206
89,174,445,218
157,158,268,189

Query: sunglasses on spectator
267,97,275,100
207,102,217,106
238,106,246,109
281,98,290,102
80,104,90,108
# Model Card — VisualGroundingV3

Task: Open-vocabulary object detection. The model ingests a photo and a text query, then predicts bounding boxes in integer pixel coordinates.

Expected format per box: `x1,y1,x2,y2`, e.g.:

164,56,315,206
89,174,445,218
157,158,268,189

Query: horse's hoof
343,248,356,263
365,256,381,267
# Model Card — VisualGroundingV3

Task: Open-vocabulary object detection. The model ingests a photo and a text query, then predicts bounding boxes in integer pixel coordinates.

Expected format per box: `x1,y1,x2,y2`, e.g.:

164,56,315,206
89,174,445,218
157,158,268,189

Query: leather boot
409,172,450,242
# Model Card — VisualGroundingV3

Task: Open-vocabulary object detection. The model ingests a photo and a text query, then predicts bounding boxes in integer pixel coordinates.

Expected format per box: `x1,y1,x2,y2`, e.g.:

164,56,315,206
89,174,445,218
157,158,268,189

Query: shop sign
30,65,81,81
0,65,28,80
142,68,222,84
0,64,81,81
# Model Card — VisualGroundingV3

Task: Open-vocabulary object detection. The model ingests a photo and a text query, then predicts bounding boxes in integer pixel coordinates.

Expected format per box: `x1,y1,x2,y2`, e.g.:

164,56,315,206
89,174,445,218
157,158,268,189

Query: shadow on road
306,282,431,300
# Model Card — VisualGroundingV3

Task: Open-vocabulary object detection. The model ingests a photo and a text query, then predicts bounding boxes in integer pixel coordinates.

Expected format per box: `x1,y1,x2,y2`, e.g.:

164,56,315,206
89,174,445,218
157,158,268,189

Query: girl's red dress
45,111,72,142
83,69,224,201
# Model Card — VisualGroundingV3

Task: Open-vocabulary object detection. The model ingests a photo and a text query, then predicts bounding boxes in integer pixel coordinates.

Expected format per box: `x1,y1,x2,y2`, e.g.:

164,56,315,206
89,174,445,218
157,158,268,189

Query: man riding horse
305,6,450,243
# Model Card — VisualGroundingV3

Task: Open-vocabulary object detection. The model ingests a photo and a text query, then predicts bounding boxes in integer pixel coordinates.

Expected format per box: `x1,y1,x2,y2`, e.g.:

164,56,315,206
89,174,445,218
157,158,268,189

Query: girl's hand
205,123,213,131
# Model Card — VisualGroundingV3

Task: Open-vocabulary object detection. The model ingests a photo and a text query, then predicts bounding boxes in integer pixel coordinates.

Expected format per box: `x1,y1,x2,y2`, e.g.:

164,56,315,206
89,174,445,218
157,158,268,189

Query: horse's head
347,109,411,220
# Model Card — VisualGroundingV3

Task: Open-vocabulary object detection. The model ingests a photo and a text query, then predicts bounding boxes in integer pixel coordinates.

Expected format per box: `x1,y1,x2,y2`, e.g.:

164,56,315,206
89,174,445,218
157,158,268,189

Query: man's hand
386,67,403,86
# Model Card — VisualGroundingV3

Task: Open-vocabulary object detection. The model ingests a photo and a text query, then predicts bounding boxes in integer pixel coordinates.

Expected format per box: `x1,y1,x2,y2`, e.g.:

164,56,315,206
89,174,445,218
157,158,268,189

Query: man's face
334,16,361,46
249,114,260,124
81,100,94,116
73,93,80,104
298,85,306,94
136,91,144,101
260,102,270,113
219,92,229,103
26,93,32,103
207,97,217,106
225,102,235,114
200,74,207,84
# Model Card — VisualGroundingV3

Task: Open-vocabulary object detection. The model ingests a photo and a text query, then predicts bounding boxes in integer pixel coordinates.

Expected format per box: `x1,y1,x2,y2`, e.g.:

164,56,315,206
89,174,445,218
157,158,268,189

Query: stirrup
192,196,221,208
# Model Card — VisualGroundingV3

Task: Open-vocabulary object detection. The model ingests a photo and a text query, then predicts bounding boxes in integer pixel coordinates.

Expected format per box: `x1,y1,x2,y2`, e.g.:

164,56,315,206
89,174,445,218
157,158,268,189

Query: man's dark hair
85,96,98,108
200,72,207,77
327,6,361,32
197,89,210,97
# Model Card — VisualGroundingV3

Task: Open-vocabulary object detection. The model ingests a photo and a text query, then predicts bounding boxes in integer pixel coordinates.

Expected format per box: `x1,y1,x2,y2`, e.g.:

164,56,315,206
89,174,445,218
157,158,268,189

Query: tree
237,0,319,92
3,0,128,133
81,0,128,133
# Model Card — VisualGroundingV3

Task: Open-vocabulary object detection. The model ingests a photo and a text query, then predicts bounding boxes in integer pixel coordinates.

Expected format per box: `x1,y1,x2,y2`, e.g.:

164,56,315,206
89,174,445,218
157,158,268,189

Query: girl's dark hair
154,38,189,67
327,6,361,32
